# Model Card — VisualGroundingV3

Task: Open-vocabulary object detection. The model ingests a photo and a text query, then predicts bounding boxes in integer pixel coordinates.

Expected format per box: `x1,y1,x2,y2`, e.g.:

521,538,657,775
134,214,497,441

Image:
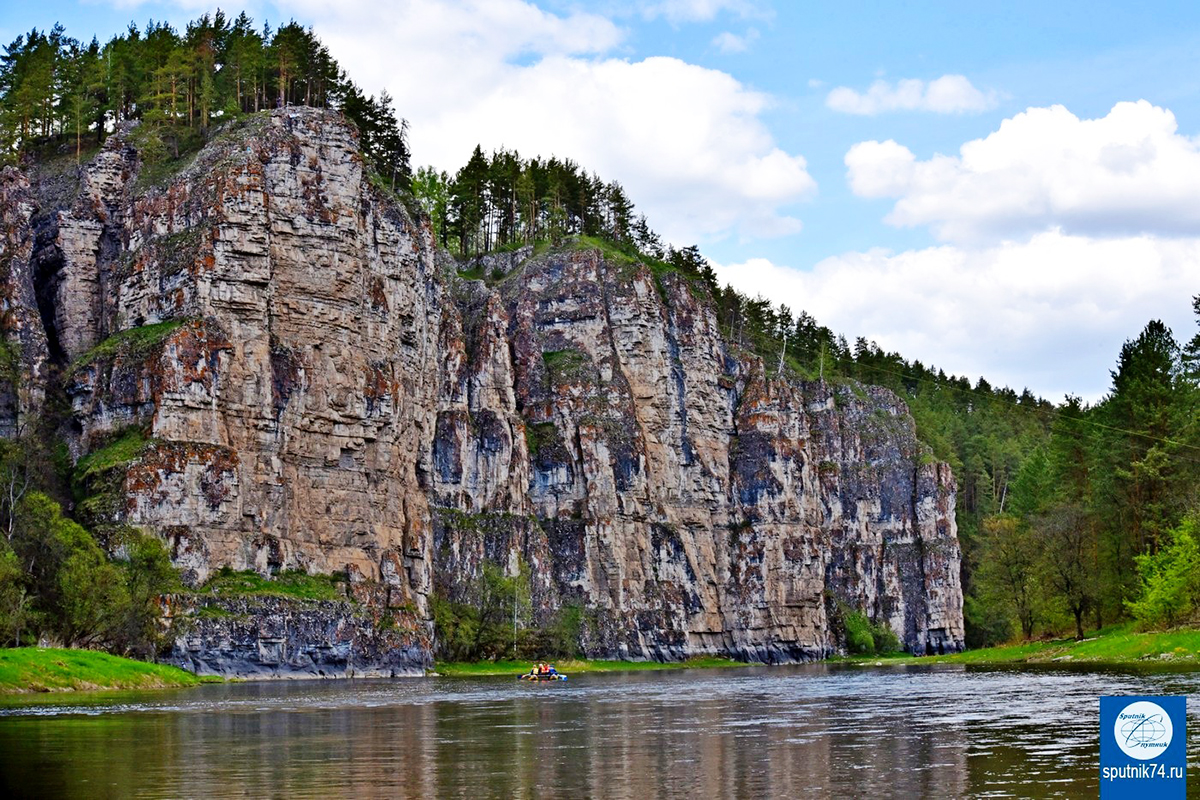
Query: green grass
542,349,587,371
570,234,640,263
435,656,749,676
197,567,347,602
74,427,149,482
541,349,590,384
457,265,488,281
841,624,1200,667
195,605,244,620
69,319,188,375
132,128,207,192
0,648,217,694
434,508,531,534
524,421,559,458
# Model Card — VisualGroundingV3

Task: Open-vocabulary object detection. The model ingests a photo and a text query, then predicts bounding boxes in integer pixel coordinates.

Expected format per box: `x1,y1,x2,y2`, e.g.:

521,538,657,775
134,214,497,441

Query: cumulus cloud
847,100,1200,243
285,0,814,244
713,231,1198,401
827,75,997,115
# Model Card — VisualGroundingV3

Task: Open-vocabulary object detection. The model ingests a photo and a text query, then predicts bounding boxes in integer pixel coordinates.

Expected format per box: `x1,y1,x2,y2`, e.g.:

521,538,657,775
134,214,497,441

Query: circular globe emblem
1114,700,1173,760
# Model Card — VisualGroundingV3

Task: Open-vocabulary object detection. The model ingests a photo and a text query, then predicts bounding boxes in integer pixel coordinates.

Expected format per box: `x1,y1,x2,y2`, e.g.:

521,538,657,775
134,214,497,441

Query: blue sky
4,0,1198,400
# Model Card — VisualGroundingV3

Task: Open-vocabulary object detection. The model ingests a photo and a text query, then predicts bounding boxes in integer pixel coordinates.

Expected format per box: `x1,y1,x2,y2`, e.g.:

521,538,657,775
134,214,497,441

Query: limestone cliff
0,109,963,672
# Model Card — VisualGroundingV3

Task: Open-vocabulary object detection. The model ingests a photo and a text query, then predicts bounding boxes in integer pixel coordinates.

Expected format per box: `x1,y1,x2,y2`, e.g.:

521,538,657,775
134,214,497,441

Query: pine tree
451,146,489,255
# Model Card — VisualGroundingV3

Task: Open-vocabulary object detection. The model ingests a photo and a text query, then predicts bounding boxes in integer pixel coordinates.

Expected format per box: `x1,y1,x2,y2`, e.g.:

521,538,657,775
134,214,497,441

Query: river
1,663,1198,798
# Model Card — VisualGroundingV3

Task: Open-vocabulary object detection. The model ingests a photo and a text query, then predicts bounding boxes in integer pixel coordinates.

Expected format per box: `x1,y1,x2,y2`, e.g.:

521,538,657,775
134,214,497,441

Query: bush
513,603,587,660
114,528,181,657
432,561,531,661
841,606,902,656
6,492,181,655
0,547,29,646
549,603,585,659
963,594,1013,649
871,621,901,655
1128,515,1200,629
843,610,877,655
58,547,130,648
431,563,595,662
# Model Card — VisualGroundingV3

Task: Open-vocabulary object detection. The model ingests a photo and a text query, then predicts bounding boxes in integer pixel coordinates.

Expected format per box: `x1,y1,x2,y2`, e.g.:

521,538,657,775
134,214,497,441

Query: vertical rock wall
432,251,963,659
1,108,964,665
0,167,49,436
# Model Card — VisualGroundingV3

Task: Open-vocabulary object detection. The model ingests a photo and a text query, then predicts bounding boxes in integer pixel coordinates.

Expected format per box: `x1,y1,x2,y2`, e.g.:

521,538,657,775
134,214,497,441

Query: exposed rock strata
164,593,431,679
0,109,964,672
0,167,50,435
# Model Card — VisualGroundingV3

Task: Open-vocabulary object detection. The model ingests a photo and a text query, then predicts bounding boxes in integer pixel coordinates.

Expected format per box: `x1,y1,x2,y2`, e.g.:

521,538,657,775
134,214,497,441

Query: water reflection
2,663,1199,798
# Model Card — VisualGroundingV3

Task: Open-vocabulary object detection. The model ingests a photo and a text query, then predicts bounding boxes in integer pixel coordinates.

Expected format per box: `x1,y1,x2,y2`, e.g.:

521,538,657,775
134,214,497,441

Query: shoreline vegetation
842,624,1200,667
5,624,1199,695
433,656,747,677
0,647,218,694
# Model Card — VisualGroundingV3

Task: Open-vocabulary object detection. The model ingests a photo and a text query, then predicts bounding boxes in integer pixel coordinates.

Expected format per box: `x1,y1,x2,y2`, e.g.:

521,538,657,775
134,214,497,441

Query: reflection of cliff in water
5,663,1192,797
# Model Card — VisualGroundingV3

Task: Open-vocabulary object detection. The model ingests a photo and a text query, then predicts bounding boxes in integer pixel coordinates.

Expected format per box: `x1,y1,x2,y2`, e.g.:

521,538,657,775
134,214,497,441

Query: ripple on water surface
1,663,1199,798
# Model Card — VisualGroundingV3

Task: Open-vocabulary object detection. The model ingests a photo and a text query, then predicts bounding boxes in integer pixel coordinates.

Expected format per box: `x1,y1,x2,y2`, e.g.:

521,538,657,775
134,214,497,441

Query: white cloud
847,100,1200,243
640,0,763,23
287,0,814,244
711,29,759,54
827,75,997,115
713,231,1198,401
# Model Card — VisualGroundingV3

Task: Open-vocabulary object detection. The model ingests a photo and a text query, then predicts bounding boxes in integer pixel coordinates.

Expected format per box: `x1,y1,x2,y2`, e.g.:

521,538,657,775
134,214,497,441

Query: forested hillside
0,13,410,185
411,136,1200,647
1,12,1197,653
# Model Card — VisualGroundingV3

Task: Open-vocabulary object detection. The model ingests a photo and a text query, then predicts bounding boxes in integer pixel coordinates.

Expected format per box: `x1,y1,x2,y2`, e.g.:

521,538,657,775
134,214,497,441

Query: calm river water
1,663,1198,798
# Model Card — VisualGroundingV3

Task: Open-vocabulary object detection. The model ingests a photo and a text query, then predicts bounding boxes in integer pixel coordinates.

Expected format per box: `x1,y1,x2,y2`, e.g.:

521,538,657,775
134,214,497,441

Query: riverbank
0,648,220,694
435,656,748,676
848,624,1200,667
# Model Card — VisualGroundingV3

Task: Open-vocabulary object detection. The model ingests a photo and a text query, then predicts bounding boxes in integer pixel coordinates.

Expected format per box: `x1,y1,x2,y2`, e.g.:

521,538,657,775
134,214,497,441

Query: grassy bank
0,648,217,694
435,656,748,677
847,624,1200,667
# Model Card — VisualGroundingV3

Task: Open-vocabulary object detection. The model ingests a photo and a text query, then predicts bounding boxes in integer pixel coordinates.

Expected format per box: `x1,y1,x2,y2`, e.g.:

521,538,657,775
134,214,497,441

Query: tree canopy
0,13,409,181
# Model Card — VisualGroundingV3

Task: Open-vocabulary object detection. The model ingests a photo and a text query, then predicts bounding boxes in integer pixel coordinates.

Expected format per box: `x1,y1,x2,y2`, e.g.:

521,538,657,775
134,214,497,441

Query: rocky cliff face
0,109,963,672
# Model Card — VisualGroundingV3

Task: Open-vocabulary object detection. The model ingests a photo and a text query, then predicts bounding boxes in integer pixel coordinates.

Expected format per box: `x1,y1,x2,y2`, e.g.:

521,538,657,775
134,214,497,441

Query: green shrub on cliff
843,610,876,655
68,320,188,377
73,427,149,482
433,560,535,661
840,607,901,656
71,427,151,529
197,567,346,602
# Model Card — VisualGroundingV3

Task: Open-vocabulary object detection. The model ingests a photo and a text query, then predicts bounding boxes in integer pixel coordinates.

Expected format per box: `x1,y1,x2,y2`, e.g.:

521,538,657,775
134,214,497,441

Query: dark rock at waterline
163,594,431,679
